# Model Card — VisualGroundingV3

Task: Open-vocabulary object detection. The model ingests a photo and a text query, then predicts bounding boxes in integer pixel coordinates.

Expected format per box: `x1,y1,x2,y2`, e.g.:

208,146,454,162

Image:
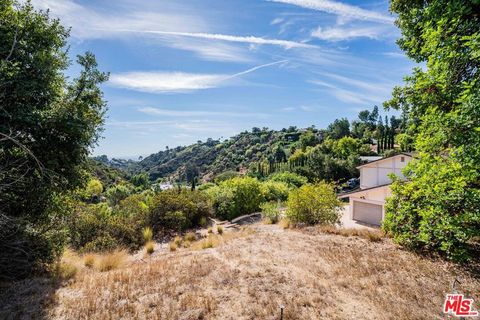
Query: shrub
207,177,264,220
207,227,213,234
214,170,239,183
52,262,78,281
68,203,145,252
96,250,127,272
84,254,95,268
169,242,177,252
105,184,133,206
260,201,282,224
217,226,224,235
145,241,155,255
268,172,307,188
197,183,216,191
184,232,196,242
142,227,153,243
173,236,182,246
260,181,289,202
148,190,212,233
286,182,341,225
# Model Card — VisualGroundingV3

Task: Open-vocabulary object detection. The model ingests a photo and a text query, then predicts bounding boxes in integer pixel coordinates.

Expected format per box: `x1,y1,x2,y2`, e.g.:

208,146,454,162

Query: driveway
339,204,379,230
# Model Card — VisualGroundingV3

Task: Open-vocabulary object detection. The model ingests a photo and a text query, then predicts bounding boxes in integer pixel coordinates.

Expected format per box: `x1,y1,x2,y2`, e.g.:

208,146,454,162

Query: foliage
326,118,350,139
260,181,289,202
105,184,133,206
85,179,103,199
207,177,264,220
383,0,480,261
148,189,212,232
268,171,307,188
68,203,145,252
0,2,108,278
286,182,341,225
214,170,239,183
130,173,149,190
260,201,282,224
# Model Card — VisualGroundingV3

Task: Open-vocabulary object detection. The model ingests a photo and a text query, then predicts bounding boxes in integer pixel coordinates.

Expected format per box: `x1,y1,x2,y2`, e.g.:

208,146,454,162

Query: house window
401,156,405,162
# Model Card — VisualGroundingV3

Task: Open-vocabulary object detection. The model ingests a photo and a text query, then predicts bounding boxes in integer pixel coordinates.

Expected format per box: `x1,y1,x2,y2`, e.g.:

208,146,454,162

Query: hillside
3,223,479,319
97,127,309,181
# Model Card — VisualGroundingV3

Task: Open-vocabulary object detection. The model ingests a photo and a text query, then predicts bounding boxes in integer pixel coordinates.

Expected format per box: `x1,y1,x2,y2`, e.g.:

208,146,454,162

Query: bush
145,241,155,255
105,184,133,206
286,182,341,225
197,183,216,191
217,226,224,234
260,201,282,224
261,181,289,202
96,250,127,272
207,177,264,220
148,190,212,233
68,203,145,252
214,171,239,183
268,172,307,188
142,227,153,243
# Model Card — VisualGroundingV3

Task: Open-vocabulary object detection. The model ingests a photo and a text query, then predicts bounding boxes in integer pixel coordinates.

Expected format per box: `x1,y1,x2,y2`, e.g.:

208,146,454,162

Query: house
340,153,413,226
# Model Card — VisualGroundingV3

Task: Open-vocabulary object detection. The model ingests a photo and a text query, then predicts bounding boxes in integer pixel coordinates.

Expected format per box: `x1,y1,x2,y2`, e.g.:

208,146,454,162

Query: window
400,156,405,162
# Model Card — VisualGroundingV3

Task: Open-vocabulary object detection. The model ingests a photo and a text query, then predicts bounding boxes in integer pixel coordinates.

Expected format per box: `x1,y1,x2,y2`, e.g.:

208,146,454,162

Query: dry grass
145,241,155,255
316,225,385,242
3,224,479,319
142,227,153,243
279,217,291,229
83,254,95,268
95,250,127,272
216,225,224,234
184,232,197,242
169,242,177,252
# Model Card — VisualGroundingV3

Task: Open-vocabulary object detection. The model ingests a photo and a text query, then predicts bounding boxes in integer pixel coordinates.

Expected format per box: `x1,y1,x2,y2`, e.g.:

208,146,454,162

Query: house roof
338,183,391,199
356,152,413,169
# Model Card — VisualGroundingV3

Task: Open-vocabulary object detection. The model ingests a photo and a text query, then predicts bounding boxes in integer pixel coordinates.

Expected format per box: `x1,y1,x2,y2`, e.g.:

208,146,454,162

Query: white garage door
353,201,383,226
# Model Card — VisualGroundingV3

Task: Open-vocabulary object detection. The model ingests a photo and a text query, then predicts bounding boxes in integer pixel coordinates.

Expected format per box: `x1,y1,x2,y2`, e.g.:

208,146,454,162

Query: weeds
184,232,196,242
83,254,95,268
142,227,153,243
169,242,177,252
96,250,127,272
145,241,155,255
217,226,223,235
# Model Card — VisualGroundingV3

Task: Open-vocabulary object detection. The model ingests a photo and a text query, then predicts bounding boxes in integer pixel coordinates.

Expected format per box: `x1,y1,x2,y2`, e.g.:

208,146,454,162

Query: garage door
353,201,383,226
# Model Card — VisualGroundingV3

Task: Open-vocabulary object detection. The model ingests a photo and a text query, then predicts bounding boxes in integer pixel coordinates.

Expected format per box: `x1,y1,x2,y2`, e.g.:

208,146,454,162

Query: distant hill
95,127,314,182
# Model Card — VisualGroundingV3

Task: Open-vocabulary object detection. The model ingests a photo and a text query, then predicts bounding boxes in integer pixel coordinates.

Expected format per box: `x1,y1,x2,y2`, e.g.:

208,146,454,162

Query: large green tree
0,1,108,278
383,0,480,261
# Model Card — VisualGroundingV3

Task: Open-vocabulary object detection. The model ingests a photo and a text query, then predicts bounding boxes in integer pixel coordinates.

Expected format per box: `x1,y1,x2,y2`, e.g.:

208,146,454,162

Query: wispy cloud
269,0,394,24
310,79,385,104
118,30,316,49
311,26,382,41
138,107,269,118
109,60,288,93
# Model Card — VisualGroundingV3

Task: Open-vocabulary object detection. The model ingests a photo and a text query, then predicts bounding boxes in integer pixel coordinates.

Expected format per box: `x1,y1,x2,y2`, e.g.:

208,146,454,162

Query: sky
31,0,415,159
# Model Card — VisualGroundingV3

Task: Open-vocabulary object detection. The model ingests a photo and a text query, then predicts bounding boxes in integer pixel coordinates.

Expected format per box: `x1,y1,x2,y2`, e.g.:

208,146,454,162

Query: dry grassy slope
3,225,479,320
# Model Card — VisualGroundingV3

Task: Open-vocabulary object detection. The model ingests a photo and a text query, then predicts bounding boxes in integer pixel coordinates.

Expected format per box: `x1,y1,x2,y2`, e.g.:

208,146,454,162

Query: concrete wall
359,155,411,189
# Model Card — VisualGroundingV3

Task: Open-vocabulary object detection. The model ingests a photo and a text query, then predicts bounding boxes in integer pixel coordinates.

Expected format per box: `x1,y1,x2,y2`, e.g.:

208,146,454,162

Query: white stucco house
340,153,413,226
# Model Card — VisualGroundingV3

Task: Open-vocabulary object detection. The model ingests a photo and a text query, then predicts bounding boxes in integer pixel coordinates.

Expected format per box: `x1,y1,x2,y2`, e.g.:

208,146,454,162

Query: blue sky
32,0,414,158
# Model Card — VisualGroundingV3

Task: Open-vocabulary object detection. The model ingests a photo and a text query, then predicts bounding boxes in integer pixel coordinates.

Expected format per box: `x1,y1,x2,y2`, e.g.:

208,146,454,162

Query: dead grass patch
95,250,127,272
316,225,384,242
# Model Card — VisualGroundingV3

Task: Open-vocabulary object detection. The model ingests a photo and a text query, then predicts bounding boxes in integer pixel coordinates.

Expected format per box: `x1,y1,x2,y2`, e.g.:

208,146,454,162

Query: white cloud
271,17,284,25
269,0,394,24
122,30,316,49
138,107,268,118
310,79,385,104
109,60,288,93
311,26,382,41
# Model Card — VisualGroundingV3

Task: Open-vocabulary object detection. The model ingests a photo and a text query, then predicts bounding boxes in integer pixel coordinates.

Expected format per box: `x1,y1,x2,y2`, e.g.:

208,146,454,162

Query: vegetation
0,1,108,279
383,0,480,261
286,182,342,225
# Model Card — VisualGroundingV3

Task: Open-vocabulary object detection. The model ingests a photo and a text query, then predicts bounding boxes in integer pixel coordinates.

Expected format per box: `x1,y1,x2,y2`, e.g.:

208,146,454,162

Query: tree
0,1,109,278
327,118,350,139
383,0,480,261
299,130,317,150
